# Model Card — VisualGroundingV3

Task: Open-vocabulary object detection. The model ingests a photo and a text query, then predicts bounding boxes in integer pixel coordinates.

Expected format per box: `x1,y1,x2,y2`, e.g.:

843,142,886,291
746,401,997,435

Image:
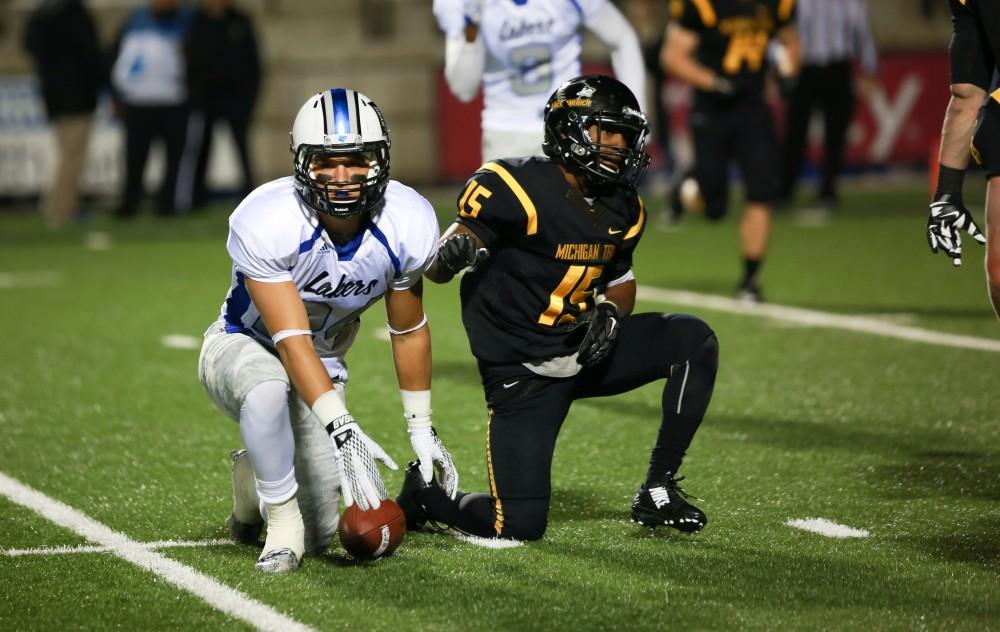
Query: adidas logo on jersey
318,243,332,255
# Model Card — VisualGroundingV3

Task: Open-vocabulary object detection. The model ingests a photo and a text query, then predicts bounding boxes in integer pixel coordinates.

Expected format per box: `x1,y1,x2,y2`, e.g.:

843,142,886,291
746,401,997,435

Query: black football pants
419,312,718,540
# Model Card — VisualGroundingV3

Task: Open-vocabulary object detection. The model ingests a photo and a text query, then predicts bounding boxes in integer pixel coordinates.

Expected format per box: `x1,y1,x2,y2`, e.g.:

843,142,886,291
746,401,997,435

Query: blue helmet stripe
329,88,351,135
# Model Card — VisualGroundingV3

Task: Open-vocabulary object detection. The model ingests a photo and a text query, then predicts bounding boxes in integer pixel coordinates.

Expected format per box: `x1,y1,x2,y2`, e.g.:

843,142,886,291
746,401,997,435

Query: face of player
588,123,628,173
308,153,372,202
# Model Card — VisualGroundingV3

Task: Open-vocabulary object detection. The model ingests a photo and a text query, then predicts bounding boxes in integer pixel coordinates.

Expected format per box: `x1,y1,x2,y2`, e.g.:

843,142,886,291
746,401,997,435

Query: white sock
262,496,305,561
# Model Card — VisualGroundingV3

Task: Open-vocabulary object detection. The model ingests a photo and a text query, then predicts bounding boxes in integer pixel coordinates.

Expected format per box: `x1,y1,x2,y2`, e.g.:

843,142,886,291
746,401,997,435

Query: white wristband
271,329,312,345
387,313,428,336
311,389,350,433
401,389,432,431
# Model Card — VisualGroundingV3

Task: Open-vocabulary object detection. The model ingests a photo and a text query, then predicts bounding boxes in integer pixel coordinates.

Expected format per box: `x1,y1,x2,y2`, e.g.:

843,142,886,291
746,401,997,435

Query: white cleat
255,548,301,574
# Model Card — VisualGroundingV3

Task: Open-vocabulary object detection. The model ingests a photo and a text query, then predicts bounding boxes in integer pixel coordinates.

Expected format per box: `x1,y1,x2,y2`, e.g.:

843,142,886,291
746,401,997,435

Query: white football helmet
290,88,391,217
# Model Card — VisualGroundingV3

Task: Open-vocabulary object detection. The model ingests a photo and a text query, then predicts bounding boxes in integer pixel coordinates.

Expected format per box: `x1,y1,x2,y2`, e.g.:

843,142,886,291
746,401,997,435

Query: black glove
435,233,481,275
927,194,986,267
573,301,621,367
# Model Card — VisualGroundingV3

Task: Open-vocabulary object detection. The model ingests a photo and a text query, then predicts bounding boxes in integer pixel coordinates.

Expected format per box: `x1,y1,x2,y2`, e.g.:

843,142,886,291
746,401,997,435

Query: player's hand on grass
927,194,986,267
573,300,621,367
408,425,459,499
328,415,398,511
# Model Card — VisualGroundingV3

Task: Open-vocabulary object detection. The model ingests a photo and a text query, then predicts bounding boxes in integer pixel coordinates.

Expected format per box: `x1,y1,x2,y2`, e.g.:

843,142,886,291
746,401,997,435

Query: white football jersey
479,0,607,134
217,177,439,382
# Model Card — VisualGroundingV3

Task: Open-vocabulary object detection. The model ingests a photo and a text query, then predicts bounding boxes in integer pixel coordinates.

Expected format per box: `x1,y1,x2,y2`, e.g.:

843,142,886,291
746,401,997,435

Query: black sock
741,258,762,286
646,413,702,483
645,334,719,485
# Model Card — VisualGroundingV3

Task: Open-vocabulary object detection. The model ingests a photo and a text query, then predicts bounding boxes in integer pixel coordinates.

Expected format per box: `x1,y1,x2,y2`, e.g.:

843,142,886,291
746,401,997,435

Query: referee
779,0,878,211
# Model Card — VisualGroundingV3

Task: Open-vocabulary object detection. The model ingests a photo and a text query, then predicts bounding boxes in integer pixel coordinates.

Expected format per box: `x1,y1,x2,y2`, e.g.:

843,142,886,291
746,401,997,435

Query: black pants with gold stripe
420,312,719,541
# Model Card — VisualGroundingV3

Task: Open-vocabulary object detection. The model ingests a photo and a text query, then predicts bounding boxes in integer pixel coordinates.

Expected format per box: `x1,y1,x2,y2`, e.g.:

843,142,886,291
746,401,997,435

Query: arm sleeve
454,166,529,249
444,34,485,103
949,0,993,89
585,3,647,108
391,199,442,291
603,194,646,285
226,219,296,283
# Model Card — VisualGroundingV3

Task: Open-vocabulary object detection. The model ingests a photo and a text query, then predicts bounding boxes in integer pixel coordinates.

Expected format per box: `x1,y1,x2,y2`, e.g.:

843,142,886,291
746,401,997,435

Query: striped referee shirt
796,0,878,73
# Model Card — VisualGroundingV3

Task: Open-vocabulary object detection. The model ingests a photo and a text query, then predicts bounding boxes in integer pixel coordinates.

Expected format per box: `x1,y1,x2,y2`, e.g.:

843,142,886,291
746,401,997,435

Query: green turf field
1,182,998,630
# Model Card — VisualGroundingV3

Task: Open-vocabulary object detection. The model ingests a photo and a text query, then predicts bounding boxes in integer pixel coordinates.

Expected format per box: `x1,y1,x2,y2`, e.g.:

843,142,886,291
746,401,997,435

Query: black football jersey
671,0,796,104
949,0,1000,99
454,157,646,365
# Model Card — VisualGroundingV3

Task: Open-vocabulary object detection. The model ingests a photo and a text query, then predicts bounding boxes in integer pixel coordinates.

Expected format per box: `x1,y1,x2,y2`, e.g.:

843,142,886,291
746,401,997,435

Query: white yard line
786,518,870,539
0,472,314,632
0,271,61,290
2,539,231,557
160,334,202,350
636,285,1000,353
449,530,524,549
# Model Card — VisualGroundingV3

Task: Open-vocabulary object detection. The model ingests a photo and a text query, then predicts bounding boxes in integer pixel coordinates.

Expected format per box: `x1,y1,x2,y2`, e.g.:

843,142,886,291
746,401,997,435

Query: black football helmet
542,75,650,194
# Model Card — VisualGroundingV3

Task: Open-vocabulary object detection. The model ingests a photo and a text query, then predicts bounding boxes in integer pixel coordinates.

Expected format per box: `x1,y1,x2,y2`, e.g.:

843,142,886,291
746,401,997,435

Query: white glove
327,414,398,511
928,194,986,267
409,425,459,499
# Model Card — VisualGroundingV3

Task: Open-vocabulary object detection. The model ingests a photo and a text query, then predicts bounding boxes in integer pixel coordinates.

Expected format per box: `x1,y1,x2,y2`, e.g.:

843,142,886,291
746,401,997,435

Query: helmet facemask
292,141,390,218
558,110,650,194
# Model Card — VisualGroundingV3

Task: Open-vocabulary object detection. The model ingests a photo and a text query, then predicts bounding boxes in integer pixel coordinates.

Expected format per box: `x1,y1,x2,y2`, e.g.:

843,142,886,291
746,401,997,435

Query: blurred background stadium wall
0,0,956,201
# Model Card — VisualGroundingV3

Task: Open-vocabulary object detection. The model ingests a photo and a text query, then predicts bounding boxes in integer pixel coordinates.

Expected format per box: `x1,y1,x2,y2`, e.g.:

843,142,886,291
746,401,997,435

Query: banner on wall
435,52,952,181
0,76,241,198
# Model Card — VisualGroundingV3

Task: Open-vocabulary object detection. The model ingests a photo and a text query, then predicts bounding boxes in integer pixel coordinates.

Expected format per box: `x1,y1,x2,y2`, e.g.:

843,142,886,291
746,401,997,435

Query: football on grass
338,499,406,560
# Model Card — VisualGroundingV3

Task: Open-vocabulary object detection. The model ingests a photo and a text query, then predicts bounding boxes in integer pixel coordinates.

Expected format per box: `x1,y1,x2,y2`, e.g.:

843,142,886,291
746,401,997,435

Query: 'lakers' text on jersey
672,0,795,104
455,157,646,365
478,0,608,134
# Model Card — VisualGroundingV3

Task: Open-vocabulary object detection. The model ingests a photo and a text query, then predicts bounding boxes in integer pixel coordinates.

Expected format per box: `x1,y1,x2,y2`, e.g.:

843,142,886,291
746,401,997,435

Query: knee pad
242,379,290,420
695,332,720,373
499,498,549,541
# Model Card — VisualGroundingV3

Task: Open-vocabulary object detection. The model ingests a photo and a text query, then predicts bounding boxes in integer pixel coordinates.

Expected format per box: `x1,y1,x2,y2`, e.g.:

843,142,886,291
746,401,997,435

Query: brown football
338,499,406,561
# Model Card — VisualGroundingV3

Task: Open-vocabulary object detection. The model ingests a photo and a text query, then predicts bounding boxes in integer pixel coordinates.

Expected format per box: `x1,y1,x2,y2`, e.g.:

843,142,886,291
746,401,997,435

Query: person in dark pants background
23,0,103,229
662,0,800,304
779,0,877,211
109,0,193,218
178,0,261,212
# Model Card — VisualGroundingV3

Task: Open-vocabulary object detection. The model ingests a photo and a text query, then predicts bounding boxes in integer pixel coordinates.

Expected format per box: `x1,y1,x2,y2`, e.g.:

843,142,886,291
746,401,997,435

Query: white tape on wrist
387,313,428,336
271,329,312,345
311,389,350,433
401,389,432,431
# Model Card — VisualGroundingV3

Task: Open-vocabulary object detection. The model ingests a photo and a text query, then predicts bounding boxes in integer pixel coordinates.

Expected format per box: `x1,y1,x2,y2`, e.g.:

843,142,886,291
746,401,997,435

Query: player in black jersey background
396,75,720,540
926,0,995,319
662,0,799,303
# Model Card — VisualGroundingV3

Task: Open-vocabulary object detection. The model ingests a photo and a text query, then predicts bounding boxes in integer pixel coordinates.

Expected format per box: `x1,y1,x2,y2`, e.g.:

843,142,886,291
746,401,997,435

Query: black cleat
396,461,432,531
631,474,707,533
396,460,454,533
